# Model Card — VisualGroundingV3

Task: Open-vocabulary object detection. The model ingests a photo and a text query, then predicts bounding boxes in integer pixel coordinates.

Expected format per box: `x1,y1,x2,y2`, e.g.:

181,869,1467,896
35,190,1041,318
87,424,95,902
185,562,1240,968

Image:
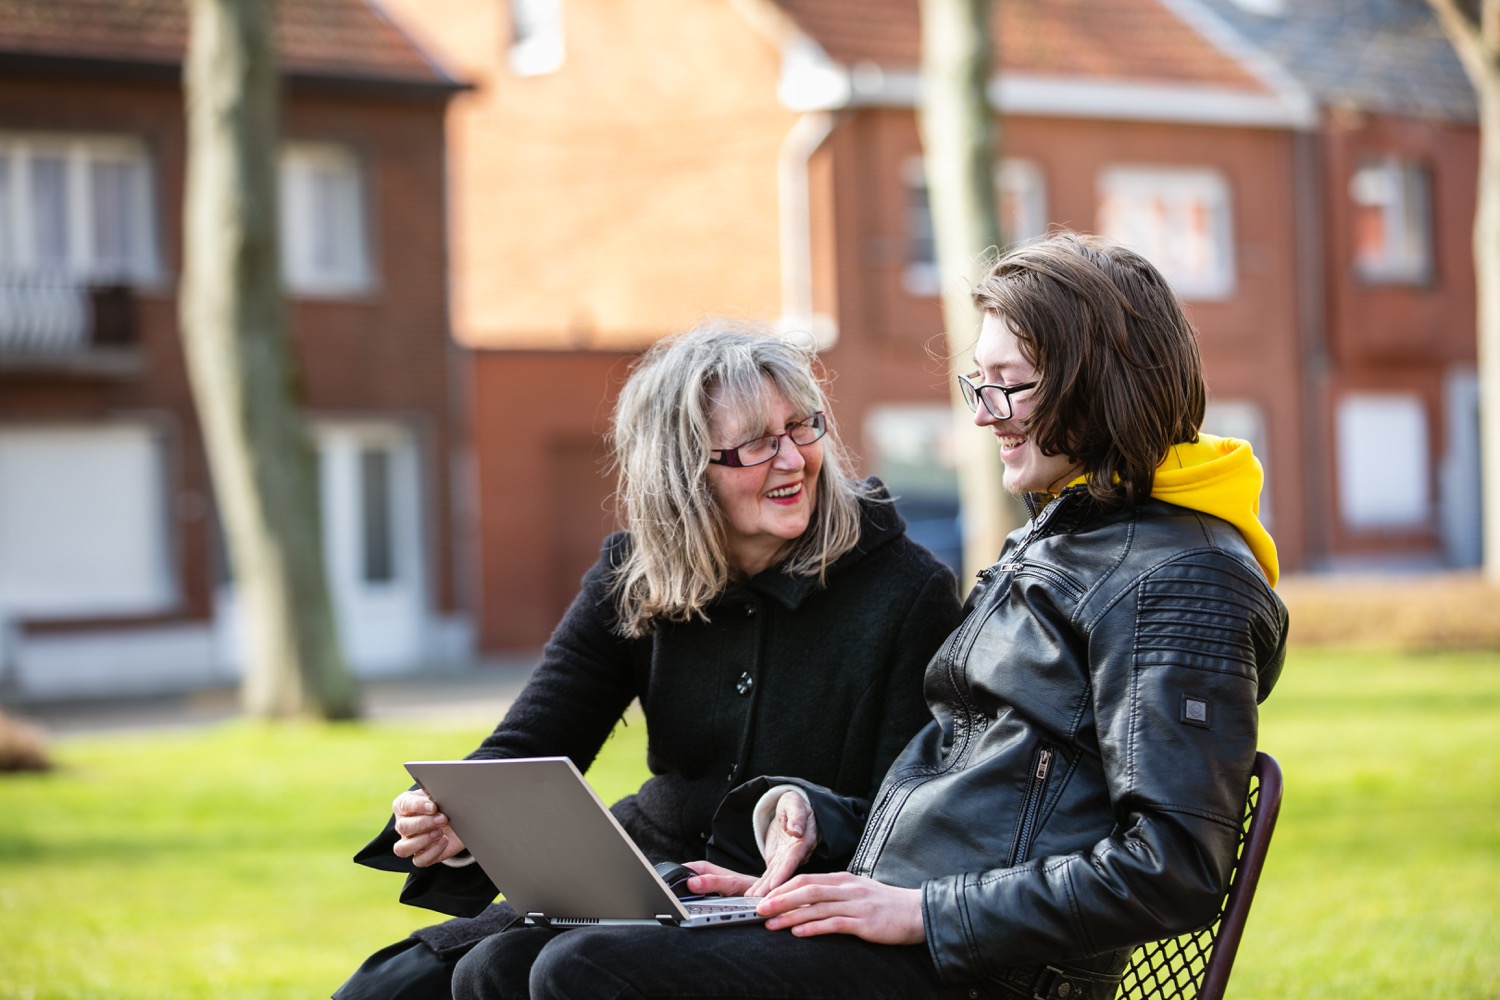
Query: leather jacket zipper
1009,745,1054,866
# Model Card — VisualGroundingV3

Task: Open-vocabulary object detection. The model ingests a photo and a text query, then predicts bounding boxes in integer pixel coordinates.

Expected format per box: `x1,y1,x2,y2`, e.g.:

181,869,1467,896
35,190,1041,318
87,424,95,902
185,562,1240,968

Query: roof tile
771,0,1270,92
0,0,452,85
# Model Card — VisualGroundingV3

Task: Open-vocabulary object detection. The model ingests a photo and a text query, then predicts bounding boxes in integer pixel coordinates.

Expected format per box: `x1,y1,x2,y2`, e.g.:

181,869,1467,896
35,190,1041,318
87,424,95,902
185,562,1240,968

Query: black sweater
353,482,963,953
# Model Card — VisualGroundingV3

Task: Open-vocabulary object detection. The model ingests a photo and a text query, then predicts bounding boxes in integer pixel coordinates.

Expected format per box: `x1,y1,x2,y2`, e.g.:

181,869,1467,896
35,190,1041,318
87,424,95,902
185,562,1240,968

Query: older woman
335,322,962,1000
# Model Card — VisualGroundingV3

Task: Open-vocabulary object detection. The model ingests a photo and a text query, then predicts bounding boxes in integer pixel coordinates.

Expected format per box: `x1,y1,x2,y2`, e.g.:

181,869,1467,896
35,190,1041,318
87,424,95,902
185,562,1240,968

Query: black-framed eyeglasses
709,412,827,468
957,372,1038,420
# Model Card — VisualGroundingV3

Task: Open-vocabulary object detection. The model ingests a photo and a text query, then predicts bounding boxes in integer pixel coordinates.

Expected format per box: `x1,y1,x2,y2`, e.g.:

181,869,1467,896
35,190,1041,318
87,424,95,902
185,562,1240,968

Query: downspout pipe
777,111,839,348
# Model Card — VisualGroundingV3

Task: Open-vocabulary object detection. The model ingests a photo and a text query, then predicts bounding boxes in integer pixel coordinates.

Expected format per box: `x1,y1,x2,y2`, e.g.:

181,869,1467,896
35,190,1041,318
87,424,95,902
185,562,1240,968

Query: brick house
390,0,1476,653
0,0,473,698
1190,0,1481,570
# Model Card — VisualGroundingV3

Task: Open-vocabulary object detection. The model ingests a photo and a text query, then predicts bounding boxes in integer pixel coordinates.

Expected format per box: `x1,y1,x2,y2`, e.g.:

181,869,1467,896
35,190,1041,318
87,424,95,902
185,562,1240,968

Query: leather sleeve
923,549,1287,979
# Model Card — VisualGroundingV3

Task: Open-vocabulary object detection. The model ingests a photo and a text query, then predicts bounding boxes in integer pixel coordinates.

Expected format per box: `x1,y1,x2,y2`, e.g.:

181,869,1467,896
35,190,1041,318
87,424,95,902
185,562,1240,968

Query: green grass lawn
1,646,1496,998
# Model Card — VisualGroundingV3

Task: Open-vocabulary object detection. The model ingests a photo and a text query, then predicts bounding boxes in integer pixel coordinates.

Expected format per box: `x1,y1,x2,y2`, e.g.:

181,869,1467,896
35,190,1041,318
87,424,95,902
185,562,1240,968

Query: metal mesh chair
1114,751,1284,1000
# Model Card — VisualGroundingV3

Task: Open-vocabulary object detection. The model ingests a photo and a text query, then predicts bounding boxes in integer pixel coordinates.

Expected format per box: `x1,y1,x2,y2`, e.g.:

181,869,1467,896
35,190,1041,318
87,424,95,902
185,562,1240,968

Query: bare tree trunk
180,0,358,719
919,0,1024,583
1429,0,1500,583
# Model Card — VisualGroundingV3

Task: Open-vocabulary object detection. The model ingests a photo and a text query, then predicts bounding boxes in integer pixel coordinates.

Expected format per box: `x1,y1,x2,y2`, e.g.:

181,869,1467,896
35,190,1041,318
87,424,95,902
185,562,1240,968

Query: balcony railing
0,271,138,363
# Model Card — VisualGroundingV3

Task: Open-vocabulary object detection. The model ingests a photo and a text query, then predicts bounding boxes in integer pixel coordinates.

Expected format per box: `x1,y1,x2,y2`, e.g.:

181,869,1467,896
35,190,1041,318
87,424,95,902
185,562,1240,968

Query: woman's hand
390,789,467,867
681,859,758,898
749,791,819,896
757,872,925,945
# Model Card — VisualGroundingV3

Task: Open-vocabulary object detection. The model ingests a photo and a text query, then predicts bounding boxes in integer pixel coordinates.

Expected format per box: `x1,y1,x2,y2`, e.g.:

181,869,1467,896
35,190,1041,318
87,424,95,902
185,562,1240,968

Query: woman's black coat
352,483,962,955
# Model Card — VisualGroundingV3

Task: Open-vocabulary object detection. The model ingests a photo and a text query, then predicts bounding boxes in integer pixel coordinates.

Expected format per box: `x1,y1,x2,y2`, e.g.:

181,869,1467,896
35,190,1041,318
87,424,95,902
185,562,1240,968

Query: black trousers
333,936,460,1000
451,923,989,1000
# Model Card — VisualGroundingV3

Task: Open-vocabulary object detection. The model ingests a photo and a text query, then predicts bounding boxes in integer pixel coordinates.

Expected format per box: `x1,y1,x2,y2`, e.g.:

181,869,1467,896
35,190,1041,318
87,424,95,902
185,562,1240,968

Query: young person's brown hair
971,232,1206,509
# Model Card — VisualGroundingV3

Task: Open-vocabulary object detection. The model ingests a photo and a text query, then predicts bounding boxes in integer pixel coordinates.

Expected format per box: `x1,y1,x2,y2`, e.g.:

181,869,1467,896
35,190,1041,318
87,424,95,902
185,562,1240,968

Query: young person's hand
390,789,467,867
757,872,925,945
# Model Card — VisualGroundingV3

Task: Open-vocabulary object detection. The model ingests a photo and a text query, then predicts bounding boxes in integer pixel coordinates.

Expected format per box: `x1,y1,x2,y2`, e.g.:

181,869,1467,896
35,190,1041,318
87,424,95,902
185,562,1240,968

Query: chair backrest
1113,751,1283,1000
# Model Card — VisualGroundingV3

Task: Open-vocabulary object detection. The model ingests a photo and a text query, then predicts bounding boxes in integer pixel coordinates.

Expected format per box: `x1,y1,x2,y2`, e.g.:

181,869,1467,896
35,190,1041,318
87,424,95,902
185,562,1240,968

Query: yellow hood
1149,433,1279,586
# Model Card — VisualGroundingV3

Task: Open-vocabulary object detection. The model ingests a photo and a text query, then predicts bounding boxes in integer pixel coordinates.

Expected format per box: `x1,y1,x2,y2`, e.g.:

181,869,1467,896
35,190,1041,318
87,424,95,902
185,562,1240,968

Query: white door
213,420,427,677
314,421,426,675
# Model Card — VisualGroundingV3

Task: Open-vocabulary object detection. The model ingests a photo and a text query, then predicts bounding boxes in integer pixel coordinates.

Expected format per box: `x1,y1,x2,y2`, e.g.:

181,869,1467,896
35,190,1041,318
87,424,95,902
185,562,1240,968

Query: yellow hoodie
1151,433,1279,587
1060,433,1279,586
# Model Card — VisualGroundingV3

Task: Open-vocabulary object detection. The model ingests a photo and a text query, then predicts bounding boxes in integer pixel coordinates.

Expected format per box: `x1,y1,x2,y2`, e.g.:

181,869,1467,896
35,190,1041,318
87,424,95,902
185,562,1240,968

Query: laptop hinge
525,913,553,928
654,914,679,926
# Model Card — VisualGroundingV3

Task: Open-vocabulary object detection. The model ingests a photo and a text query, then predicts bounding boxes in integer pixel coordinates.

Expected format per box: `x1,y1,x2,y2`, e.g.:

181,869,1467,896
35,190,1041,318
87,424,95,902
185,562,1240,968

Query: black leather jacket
713,488,1287,995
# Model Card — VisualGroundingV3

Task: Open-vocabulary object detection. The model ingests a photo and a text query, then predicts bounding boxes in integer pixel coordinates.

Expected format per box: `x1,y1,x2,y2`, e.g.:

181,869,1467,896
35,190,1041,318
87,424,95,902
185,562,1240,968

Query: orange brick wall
376,0,796,349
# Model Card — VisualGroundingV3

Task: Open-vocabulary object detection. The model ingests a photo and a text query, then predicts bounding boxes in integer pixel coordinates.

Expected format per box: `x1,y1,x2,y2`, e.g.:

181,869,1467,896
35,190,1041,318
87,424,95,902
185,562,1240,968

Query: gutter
0,52,471,103
775,29,1315,130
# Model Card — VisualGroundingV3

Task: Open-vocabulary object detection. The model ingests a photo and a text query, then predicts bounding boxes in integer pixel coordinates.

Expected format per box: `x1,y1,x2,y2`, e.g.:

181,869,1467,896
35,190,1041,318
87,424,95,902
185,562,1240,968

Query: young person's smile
971,312,1083,496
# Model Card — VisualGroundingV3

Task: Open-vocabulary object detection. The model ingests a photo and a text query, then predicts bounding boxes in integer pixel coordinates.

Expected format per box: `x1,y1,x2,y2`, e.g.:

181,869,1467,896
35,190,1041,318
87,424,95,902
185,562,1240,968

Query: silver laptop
403,757,765,928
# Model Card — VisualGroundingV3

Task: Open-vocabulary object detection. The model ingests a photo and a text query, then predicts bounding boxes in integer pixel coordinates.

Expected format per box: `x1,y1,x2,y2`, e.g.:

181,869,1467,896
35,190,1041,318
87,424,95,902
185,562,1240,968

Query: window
0,132,158,283
508,0,564,76
998,160,1047,248
1202,399,1272,527
280,143,372,296
0,424,173,617
865,404,962,575
1097,167,1234,299
1336,393,1430,530
360,446,395,584
903,159,938,295
1350,157,1432,284
903,157,1047,297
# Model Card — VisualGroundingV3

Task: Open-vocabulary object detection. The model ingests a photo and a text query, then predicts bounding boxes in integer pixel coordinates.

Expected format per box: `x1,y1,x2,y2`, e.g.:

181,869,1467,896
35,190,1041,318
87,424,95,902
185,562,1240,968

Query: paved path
9,653,542,737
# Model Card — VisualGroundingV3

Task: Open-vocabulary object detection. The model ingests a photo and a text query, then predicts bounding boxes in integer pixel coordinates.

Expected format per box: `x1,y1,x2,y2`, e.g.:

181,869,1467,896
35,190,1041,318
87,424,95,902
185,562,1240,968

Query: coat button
735,672,754,696
744,604,757,616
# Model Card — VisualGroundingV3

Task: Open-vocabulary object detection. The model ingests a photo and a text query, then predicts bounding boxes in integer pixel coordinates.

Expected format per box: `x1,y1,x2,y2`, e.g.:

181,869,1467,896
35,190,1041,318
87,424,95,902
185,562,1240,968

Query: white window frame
1096,166,1235,300
1349,156,1432,285
903,157,1048,297
508,0,565,76
902,158,940,296
279,142,373,297
1336,393,1431,531
997,159,1048,248
1202,399,1273,528
0,131,159,284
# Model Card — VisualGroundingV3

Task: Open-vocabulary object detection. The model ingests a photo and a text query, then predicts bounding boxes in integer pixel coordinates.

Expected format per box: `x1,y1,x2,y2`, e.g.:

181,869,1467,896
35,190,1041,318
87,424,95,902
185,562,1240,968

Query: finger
776,793,813,839
687,872,757,897
392,791,436,816
776,805,804,840
392,812,448,839
394,825,451,859
747,852,799,897
410,832,451,867
759,874,856,912
777,912,864,938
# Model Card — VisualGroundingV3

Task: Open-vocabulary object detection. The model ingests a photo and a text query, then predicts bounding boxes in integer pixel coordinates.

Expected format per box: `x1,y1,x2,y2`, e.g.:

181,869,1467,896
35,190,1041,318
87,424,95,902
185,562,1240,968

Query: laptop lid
403,757,762,928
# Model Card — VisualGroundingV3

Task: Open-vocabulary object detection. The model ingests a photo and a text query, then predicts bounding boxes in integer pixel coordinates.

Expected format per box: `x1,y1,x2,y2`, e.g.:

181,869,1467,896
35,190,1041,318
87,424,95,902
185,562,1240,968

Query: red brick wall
1316,111,1479,562
811,109,1311,571
469,350,635,649
0,72,464,623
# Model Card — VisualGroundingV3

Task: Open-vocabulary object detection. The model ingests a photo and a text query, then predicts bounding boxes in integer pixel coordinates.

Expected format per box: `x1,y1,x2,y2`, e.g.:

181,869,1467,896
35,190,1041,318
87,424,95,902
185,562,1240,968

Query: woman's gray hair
608,320,872,637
